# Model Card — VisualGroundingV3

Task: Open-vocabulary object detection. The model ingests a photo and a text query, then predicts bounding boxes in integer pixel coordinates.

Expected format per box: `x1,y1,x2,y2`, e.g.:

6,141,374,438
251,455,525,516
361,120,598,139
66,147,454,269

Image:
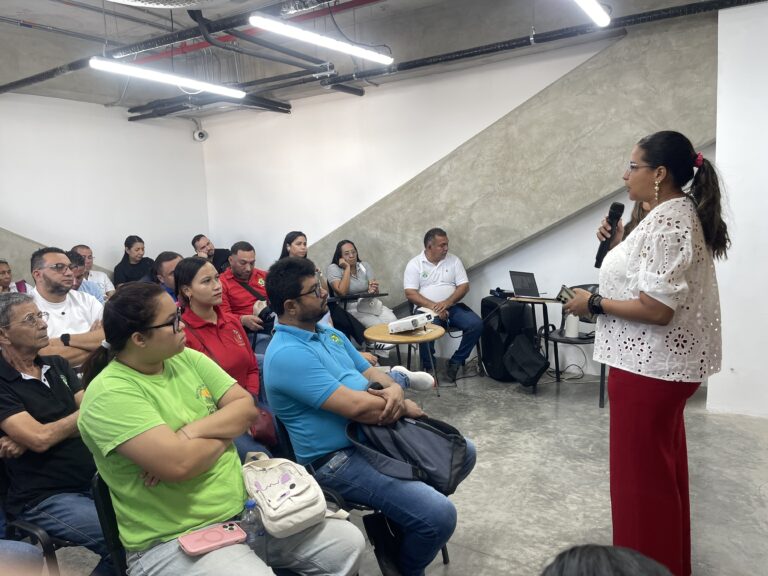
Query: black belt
305,450,341,475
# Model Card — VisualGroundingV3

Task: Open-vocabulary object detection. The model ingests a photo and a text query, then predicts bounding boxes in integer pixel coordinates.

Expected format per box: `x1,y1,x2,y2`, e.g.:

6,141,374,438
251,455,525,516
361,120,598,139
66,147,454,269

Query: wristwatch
61,333,71,347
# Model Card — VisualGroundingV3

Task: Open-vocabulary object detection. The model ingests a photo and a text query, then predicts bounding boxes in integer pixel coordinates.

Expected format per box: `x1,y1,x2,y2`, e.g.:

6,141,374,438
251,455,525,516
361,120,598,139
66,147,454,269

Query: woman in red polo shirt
174,257,273,460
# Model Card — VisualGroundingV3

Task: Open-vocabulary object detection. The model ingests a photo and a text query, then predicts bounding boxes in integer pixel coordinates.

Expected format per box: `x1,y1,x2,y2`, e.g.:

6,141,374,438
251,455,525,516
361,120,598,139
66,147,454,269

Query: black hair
623,201,649,238
423,227,447,248
65,250,85,267
120,235,145,264
331,240,360,265
173,257,210,305
151,251,183,284
191,234,206,249
540,544,672,576
279,231,307,260
230,241,255,256
30,247,66,274
637,131,730,259
266,256,316,317
82,283,166,387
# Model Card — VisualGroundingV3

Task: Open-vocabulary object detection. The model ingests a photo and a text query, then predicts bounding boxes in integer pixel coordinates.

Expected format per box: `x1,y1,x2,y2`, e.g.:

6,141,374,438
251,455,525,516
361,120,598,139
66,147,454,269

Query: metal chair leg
553,341,561,382
441,544,450,564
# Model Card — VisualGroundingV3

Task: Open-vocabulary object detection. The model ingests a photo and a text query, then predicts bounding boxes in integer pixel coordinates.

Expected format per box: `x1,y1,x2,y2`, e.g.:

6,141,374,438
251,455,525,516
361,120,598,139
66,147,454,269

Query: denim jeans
312,438,477,576
419,303,483,368
18,491,113,576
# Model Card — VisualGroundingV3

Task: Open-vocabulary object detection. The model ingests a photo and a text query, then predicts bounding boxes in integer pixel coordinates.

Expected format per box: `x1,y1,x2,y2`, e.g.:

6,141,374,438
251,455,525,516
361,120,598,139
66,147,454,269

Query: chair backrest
91,474,128,576
273,417,297,462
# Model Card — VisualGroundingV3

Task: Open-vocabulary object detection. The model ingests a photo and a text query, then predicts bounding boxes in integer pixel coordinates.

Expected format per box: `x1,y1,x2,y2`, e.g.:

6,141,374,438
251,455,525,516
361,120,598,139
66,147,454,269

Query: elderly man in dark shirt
0,292,111,575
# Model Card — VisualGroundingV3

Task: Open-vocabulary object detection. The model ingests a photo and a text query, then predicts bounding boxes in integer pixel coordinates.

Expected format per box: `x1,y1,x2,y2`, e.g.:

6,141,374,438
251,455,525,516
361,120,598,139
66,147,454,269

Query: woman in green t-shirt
78,282,363,576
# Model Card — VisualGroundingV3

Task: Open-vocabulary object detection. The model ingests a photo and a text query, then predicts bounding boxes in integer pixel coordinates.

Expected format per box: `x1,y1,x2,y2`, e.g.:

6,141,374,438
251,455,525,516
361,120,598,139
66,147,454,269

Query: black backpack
345,416,467,496
502,333,549,387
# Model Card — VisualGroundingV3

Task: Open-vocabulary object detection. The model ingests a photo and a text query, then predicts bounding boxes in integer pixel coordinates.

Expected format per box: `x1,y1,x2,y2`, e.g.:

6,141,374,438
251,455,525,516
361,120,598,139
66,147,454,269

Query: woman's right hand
338,258,349,270
597,218,624,249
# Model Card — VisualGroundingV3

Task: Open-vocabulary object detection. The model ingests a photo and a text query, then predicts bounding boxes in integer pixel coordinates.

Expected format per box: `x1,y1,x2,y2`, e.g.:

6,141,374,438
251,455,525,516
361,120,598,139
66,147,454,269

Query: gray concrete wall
308,14,717,308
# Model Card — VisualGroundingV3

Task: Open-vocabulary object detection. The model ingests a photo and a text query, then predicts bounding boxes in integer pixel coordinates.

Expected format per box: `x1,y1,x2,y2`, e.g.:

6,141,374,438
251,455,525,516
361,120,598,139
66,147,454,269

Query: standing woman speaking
566,131,729,576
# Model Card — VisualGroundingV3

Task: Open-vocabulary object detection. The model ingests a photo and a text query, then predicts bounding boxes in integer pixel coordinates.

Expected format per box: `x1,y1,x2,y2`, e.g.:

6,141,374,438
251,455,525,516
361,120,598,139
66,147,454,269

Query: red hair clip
694,152,704,168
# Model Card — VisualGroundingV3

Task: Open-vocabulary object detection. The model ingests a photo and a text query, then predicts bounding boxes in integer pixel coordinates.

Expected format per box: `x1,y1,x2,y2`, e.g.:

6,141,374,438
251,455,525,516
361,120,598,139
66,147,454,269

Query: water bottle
240,499,265,553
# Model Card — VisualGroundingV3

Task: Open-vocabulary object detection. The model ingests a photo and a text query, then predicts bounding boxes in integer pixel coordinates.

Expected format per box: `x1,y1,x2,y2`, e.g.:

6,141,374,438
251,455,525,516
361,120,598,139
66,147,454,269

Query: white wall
202,39,615,267
0,94,208,269
706,3,768,417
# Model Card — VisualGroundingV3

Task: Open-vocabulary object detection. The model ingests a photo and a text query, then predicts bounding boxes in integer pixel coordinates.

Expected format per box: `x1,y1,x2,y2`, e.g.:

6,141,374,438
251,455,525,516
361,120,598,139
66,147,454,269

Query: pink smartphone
178,522,247,556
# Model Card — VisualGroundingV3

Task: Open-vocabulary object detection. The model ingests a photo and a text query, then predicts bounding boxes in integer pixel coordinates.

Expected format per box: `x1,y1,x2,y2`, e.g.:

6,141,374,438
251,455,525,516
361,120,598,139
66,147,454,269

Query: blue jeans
312,439,476,576
419,303,483,368
18,491,113,576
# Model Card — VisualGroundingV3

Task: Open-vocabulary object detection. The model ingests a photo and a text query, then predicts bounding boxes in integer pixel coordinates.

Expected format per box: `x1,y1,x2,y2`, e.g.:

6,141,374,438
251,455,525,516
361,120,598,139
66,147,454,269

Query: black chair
273,418,449,574
547,283,606,407
91,474,128,576
1,460,78,576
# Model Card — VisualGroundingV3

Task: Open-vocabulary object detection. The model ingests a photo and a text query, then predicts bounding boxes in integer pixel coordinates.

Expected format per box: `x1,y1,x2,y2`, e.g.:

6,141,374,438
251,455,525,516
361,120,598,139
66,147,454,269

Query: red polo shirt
219,268,268,318
181,306,259,396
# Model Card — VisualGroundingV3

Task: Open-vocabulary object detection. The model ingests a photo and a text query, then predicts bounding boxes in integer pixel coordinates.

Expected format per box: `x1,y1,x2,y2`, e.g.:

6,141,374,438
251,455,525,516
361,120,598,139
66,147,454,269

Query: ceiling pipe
0,15,123,47
47,0,175,32
225,28,327,66
329,83,364,97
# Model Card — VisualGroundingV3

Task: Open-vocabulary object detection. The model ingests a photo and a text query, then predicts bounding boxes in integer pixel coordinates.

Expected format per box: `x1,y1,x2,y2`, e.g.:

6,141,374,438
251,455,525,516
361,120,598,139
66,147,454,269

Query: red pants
609,367,699,576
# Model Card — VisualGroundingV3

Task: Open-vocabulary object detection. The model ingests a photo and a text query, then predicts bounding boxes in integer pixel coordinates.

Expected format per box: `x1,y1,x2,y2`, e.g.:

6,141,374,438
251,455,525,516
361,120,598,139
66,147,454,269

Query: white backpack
242,452,329,538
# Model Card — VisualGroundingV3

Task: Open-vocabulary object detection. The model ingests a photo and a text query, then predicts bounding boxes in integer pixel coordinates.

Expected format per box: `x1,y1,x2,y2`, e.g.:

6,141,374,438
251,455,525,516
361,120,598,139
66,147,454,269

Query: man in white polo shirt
71,244,116,300
30,247,104,367
404,228,483,382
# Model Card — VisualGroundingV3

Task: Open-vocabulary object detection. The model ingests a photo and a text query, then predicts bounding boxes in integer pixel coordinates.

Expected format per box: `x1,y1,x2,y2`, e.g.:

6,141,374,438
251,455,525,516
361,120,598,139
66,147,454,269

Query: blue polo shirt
264,323,370,464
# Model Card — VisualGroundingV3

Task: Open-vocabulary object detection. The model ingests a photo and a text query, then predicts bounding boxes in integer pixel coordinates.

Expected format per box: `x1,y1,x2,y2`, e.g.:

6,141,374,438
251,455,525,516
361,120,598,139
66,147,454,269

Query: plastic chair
91,474,128,576
547,283,606,407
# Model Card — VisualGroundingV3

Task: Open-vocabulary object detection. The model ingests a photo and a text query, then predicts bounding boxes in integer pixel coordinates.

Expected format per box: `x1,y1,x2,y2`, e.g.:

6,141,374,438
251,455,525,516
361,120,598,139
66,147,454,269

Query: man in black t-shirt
191,234,230,273
0,292,112,575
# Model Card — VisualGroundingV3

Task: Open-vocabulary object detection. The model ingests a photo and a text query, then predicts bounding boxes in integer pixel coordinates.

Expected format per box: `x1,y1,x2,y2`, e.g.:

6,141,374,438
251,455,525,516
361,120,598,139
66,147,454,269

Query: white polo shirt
86,270,115,295
32,288,104,338
403,252,469,303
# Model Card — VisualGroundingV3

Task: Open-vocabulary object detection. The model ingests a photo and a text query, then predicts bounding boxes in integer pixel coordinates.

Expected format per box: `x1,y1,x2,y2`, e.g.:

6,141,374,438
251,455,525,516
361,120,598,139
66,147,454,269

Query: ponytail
82,345,116,388
690,159,730,260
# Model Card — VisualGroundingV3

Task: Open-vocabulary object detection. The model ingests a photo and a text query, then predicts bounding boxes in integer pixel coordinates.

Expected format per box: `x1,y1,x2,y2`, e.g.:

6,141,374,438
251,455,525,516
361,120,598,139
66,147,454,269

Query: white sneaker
390,366,434,391
371,342,395,351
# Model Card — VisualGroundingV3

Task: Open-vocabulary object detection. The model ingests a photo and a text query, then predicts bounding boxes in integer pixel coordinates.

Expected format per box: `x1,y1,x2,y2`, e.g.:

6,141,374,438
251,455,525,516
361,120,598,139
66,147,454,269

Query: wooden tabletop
364,323,446,344
508,296,562,304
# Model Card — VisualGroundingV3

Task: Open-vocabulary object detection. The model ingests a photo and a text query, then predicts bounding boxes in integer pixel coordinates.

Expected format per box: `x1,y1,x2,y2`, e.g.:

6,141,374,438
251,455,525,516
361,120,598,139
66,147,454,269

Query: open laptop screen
509,271,540,298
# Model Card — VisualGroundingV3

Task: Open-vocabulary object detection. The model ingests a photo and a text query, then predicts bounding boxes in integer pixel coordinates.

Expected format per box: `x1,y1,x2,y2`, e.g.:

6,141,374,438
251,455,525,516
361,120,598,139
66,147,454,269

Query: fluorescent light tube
89,57,246,99
249,14,394,65
574,0,611,27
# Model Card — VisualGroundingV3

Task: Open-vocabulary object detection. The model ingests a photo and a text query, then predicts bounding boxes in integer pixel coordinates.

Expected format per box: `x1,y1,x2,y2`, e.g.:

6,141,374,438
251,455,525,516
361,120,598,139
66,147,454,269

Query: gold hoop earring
654,180,660,203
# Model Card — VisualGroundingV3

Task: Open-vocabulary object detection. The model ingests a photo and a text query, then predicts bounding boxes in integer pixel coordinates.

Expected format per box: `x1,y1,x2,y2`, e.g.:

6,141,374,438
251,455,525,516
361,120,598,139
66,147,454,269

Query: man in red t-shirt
219,241,270,339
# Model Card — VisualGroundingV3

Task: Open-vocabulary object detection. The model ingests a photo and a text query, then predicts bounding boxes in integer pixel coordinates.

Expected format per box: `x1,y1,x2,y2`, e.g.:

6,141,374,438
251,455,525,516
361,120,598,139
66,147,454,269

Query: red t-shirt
219,268,268,318
181,306,259,396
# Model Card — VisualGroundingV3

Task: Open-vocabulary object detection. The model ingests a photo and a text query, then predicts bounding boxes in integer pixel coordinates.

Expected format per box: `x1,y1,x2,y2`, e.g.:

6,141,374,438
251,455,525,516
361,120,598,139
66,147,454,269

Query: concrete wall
706,2,768,417
0,94,208,272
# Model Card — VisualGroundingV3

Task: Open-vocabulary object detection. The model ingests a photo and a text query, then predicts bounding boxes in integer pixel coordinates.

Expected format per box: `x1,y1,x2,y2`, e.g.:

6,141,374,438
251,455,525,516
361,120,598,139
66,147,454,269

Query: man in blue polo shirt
264,257,476,576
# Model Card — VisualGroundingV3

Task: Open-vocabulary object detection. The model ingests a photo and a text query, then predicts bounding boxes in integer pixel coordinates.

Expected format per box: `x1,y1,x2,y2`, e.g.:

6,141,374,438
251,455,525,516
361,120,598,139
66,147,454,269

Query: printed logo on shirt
196,384,217,415
232,329,246,346
330,334,343,345
257,278,265,287
421,272,429,278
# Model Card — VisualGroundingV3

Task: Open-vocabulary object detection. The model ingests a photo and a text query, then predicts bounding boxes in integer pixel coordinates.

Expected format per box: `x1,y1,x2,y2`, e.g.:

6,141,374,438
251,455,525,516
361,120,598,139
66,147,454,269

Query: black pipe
239,67,330,89
128,91,290,115
330,84,365,97
127,104,191,122
48,0,174,33
0,58,92,96
225,28,328,66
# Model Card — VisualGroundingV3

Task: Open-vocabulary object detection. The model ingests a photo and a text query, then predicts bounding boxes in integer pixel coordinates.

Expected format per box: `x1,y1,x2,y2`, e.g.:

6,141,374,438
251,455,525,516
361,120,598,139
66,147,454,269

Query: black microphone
594,202,625,268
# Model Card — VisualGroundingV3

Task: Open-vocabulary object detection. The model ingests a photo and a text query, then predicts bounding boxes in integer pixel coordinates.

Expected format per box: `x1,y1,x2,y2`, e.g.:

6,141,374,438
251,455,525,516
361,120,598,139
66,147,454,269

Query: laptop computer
508,271,560,302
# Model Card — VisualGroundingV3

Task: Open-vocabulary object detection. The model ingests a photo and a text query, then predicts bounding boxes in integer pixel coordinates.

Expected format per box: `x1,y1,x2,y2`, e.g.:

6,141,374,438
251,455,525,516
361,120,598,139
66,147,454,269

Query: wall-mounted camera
192,129,209,142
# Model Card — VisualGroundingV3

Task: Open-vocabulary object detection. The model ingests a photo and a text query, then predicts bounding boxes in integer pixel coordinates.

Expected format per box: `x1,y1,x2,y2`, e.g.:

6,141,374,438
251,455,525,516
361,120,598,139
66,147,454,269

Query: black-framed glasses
625,161,655,173
144,308,182,334
1,311,49,328
41,263,77,273
297,283,323,299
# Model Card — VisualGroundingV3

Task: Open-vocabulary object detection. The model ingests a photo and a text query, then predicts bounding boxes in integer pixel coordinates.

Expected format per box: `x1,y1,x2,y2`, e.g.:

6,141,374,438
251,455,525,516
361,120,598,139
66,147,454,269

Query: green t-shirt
78,348,247,551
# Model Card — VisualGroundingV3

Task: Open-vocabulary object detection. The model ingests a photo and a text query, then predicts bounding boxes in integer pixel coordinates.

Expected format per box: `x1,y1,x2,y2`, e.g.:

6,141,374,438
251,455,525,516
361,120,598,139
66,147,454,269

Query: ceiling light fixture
573,0,611,27
89,57,246,99
248,14,394,65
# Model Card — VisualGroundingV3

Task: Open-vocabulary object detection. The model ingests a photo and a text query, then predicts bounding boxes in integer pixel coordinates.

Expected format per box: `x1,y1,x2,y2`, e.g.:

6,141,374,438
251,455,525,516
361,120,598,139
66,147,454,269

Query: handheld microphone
594,202,625,268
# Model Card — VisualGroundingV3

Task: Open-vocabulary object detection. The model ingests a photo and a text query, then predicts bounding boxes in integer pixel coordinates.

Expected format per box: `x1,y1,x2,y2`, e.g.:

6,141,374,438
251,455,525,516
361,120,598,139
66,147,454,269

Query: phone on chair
178,522,246,556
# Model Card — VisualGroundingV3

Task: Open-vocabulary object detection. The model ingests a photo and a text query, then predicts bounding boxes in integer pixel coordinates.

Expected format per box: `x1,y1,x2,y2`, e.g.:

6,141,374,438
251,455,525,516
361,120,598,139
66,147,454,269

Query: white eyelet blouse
594,197,721,382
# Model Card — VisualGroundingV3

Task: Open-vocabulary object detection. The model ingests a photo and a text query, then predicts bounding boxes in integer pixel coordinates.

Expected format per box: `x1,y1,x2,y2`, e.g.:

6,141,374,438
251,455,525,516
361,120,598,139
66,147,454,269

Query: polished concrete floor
57,368,768,575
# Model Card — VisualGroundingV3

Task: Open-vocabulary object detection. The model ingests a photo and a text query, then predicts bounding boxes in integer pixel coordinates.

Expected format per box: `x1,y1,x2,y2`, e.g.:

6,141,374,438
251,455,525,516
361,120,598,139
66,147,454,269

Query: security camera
192,129,208,142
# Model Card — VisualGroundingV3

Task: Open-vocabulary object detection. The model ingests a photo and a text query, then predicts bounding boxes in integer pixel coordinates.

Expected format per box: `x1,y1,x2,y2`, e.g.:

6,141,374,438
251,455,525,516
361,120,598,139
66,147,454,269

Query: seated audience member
404,227,483,382
326,240,397,328
30,248,104,367
191,234,230,273
279,231,332,326
78,283,364,576
264,257,474,576
175,257,270,461
220,242,272,353
0,293,112,575
0,259,32,294
67,251,106,304
71,245,115,299
540,544,672,576
113,235,154,286
151,251,183,301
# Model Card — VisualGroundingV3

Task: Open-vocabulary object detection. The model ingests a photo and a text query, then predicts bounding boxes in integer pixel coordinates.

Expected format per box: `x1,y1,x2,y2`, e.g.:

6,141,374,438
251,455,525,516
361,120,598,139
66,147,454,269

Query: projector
388,312,434,334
